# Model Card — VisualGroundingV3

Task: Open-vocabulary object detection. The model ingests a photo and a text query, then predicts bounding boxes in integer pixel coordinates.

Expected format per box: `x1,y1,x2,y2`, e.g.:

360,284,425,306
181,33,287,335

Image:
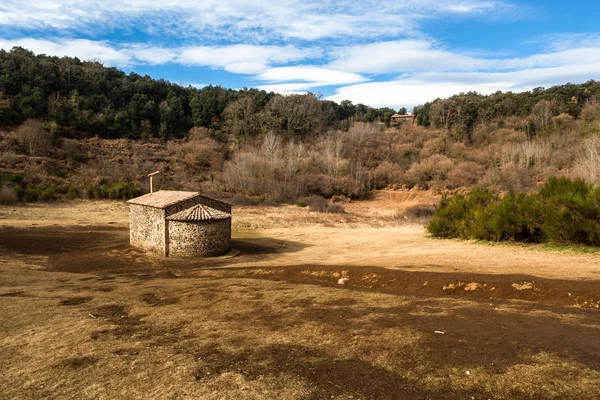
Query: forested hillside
1,47,600,205
414,82,600,141
0,47,396,141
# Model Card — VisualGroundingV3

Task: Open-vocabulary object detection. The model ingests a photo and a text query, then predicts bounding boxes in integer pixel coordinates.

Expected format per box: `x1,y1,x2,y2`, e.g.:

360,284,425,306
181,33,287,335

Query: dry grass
1,197,600,399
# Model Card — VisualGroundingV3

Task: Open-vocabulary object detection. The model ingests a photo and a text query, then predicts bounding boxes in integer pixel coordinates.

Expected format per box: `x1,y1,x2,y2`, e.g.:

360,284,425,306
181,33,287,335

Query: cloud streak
0,38,319,74
327,62,600,109
0,0,517,41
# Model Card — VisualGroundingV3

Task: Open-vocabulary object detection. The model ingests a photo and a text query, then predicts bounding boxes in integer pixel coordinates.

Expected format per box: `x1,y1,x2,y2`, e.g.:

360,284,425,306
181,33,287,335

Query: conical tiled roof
167,204,231,221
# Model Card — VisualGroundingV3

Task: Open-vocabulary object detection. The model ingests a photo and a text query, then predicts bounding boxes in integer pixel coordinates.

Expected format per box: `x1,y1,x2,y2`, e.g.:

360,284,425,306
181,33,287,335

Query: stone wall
164,196,205,217
129,194,232,257
196,195,232,214
168,218,231,257
129,204,166,255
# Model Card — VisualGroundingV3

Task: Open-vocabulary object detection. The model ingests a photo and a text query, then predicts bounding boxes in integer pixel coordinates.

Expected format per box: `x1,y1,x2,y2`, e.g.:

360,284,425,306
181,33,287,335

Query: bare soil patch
1,200,599,399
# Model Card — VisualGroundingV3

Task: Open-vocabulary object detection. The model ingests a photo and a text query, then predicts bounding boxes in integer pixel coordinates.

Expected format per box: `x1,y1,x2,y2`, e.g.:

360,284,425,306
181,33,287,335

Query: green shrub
13,186,25,200
38,185,57,201
538,177,600,245
428,177,600,246
427,188,497,238
24,185,42,202
66,186,79,200
470,193,541,242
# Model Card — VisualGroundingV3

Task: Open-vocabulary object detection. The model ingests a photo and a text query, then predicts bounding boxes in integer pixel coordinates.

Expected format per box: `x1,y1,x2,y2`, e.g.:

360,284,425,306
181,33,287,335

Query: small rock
465,370,471,375
338,278,349,285
434,330,445,335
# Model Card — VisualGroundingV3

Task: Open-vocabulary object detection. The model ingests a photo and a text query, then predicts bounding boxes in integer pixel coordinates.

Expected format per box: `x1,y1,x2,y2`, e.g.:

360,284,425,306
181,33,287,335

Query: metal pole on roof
148,171,161,193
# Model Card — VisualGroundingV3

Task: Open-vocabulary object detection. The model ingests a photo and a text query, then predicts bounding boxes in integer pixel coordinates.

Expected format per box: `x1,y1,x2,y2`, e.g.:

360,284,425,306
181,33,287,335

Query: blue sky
1,0,600,110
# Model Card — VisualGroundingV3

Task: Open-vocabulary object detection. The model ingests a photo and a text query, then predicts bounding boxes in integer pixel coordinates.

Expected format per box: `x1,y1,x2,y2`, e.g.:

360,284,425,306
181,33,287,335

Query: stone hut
127,190,232,257
391,113,414,126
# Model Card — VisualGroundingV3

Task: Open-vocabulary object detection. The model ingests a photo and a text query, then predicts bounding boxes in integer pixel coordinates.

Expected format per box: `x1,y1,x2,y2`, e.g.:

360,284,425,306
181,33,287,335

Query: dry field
1,192,600,399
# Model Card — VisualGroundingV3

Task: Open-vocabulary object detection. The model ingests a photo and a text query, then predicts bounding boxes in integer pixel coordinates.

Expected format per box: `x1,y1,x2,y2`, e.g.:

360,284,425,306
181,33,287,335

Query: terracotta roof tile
167,204,231,221
127,190,199,208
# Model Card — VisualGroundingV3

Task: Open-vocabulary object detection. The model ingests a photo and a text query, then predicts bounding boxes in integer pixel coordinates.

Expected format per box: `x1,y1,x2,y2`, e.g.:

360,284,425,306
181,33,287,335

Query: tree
223,95,264,145
573,136,600,185
532,100,556,134
16,119,51,156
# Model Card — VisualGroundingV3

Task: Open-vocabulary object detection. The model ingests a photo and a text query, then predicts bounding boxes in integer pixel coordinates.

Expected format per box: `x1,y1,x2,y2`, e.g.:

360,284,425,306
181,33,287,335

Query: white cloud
0,38,131,66
123,45,178,65
445,1,500,13
0,38,318,74
327,62,600,109
176,45,320,74
0,0,516,41
254,66,367,94
258,66,366,85
502,48,600,70
255,83,315,94
329,40,489,74
329,39,600,76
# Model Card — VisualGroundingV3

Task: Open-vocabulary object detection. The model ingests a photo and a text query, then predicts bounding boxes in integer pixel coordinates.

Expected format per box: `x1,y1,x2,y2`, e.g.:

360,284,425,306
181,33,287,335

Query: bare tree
262,131,281,168
573,136,600,185
323,130,344,182
16,119,51,156
532,100,556,134
284,139,305,182
345,122,378,185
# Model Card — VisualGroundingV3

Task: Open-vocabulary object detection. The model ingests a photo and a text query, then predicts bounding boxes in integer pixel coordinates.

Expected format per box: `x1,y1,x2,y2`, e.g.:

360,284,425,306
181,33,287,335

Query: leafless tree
573,136,600,185
16,119,51,156
323,130,344,182
532,100,556,134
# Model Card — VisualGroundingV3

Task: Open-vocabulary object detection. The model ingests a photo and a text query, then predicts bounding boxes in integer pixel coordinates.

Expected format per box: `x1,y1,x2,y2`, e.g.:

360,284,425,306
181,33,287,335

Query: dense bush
0,187,17,205
428,177,600,246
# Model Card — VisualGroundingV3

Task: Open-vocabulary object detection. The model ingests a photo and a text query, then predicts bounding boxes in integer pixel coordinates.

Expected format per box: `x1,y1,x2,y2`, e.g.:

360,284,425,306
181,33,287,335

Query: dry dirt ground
1,192,600,399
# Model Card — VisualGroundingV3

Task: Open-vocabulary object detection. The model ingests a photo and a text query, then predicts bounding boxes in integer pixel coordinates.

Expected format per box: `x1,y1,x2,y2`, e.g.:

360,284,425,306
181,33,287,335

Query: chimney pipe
147,171,161,193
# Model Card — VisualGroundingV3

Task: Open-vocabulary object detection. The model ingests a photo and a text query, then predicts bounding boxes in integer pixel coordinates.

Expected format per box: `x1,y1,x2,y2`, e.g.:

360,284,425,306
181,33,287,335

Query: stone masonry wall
196,195,232,214
164,197,206,217
168,218,231,257
129,204,166,255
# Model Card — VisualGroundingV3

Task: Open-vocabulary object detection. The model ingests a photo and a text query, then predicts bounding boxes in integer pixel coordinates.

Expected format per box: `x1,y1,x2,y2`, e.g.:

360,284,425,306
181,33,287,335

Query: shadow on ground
0,225,309,274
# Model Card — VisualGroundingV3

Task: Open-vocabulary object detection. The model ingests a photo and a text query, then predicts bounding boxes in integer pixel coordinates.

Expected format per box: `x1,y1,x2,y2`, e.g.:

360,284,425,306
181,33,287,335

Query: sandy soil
1,195,599,399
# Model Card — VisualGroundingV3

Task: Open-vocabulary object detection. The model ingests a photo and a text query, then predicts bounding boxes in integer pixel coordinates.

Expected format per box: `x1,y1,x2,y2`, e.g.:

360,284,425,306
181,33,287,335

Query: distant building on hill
391,114,414,127
127,190,232,257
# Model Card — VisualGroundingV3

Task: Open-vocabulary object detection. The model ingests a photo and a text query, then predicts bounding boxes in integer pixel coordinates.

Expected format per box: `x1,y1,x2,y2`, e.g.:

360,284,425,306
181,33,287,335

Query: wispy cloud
0,38,131,65
329,40,489,74
327,62,600,109
176,45,322,74
0,0,518,42
0,38,319,74
256,66,367,92
329,39,600,75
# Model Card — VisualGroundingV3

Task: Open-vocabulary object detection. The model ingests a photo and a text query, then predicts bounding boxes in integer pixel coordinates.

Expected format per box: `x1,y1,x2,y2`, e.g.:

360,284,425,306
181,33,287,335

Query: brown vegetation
1,201,600,399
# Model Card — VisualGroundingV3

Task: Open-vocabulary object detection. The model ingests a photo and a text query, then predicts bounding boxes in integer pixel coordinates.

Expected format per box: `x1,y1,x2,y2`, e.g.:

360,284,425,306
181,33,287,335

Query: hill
1,47,600,204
